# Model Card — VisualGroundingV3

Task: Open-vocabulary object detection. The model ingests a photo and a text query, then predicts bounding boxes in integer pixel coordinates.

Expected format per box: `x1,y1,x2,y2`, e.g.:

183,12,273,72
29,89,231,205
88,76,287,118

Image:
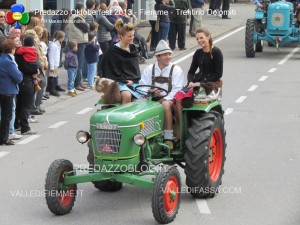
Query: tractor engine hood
90,101,164,126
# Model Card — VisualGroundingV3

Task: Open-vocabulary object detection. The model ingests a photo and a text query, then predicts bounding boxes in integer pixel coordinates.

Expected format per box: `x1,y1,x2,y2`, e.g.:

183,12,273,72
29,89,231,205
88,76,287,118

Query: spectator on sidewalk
0,11,9,38
47,31,65,97
148,1,159,51
64,41,78,97
169,0,191,50
221,0,231,19
5,35,22,141
95,8,114,76
15,36,40,93
84,32,101,89
0,39,23,145
189,0,204,37
86,0,96,24
155,0,175,41
68,2,90,91
14,38,39,135
8,28,21,40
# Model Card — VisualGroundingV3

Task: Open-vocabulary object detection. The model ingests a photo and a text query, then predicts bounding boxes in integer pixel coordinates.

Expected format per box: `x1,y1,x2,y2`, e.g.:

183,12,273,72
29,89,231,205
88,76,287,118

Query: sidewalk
42,3,255,108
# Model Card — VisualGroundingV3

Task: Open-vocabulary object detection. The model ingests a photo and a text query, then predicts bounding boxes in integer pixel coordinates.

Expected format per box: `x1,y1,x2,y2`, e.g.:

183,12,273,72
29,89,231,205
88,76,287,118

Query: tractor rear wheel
245,19,256,58
152,166,181,224
45,159,77,215
87,141,123,192
184,112,226,198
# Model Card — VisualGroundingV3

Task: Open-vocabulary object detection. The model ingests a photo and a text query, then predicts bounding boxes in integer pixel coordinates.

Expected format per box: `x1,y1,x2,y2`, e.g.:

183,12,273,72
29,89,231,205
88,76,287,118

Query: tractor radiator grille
271,13,284,27
141,118,155,136
94,129,121,154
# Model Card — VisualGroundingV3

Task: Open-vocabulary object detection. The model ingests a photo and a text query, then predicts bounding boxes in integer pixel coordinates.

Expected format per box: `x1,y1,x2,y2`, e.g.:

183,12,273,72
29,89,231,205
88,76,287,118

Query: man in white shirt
140,40,184,149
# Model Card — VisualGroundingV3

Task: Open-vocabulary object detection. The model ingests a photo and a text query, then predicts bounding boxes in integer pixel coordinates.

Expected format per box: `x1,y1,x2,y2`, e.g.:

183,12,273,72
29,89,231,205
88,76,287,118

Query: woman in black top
174,28,223,140
187,28,223,88
101,19,141,104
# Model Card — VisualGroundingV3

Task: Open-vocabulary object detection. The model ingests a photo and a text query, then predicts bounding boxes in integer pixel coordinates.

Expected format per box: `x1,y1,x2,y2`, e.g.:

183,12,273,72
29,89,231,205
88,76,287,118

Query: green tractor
45,85,226,224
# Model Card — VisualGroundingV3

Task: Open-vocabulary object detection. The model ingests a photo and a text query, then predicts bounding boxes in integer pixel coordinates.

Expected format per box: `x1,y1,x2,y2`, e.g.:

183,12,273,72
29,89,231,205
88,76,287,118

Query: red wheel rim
208,128,223,182
163,175,179,215
58,168,75,207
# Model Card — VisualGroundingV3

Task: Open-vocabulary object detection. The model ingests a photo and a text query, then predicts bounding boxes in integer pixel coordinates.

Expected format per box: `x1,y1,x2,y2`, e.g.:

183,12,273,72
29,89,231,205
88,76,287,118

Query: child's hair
88,32,96,42
114,19,134,36
68,41,77,50
89,21,99,32
40,28,49,45
25,29,37,38
53,30,65,41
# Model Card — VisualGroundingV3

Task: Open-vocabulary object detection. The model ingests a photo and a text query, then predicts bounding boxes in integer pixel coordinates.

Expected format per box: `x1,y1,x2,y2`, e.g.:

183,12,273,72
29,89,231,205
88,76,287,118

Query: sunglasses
0,16,5,18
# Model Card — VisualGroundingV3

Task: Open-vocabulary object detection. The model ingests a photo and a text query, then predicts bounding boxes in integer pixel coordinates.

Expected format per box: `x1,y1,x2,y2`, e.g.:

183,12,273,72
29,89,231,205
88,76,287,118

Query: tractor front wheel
45,159,77,215
245,19,256,58
184,112,226,198
152,166,181,224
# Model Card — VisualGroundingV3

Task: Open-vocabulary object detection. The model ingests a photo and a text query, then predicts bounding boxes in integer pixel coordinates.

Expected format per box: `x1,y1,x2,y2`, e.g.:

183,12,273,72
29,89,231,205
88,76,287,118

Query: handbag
155,16,160,32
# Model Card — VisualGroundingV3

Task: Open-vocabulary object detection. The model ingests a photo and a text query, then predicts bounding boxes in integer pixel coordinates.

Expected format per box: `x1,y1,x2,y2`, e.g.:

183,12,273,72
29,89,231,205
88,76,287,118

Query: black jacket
101,44,141,83
187,47,223,83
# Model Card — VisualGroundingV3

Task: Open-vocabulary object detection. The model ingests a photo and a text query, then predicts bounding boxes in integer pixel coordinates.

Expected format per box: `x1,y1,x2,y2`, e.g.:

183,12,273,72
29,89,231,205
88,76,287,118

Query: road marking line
248,85,258,92
268,68,277,73
224,108,234,115
76,107,94,115
173,26,245,64
17,135,41,145
278,47,299,65
196,199,211,214
235,96,247,103
49,121,68,129
0,151,10,159
259,76,268,81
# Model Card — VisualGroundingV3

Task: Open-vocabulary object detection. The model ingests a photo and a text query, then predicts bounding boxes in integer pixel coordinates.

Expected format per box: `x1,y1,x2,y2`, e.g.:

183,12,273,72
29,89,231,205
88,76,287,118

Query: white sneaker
9,132,23,140
28,118,39,123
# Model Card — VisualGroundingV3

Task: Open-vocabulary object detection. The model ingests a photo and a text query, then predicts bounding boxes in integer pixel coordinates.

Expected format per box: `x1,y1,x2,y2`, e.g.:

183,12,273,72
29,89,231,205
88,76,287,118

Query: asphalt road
0,27,300,225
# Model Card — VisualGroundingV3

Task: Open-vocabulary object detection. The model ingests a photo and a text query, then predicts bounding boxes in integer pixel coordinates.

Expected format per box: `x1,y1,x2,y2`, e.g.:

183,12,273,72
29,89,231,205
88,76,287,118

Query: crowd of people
0,0,225,147
0,0,140,145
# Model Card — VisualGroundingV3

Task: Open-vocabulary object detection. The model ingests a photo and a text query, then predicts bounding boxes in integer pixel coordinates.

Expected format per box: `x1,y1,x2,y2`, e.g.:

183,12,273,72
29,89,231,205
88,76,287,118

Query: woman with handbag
155,0,175,41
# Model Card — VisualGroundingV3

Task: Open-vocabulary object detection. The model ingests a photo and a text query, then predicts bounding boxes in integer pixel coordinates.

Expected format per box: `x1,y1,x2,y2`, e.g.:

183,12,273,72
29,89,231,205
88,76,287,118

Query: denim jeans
82,57,88,80
67,68,77,91
74,43,86,87
87,62,97,86
9,96,16,134
159,21,170,41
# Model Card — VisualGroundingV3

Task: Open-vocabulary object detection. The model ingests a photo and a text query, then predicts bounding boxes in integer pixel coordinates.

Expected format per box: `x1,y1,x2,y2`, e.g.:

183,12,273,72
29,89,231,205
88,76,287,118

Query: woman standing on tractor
101,19,141,104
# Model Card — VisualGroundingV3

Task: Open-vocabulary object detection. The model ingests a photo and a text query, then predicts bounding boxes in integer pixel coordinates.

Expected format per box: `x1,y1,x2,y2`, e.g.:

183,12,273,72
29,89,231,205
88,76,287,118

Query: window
43,0,57,10
0,0,16,9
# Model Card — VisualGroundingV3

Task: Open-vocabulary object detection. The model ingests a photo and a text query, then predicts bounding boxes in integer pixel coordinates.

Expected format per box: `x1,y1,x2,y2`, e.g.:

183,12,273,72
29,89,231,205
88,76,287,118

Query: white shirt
140,62,184,101
48,40,61,70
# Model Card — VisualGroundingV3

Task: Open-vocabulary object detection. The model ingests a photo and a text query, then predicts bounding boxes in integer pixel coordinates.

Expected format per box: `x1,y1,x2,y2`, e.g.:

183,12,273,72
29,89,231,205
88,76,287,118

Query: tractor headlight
133,133,146,146
76,130,90,144
262,18,266,24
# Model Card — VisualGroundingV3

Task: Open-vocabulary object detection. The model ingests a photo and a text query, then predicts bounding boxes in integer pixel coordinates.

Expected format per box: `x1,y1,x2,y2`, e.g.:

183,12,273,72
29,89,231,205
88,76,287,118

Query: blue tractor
245,0,300,57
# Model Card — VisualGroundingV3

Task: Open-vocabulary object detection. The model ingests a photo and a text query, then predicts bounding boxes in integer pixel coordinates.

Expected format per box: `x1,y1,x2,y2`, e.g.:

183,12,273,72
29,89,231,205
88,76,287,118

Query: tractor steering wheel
134,85,168,99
